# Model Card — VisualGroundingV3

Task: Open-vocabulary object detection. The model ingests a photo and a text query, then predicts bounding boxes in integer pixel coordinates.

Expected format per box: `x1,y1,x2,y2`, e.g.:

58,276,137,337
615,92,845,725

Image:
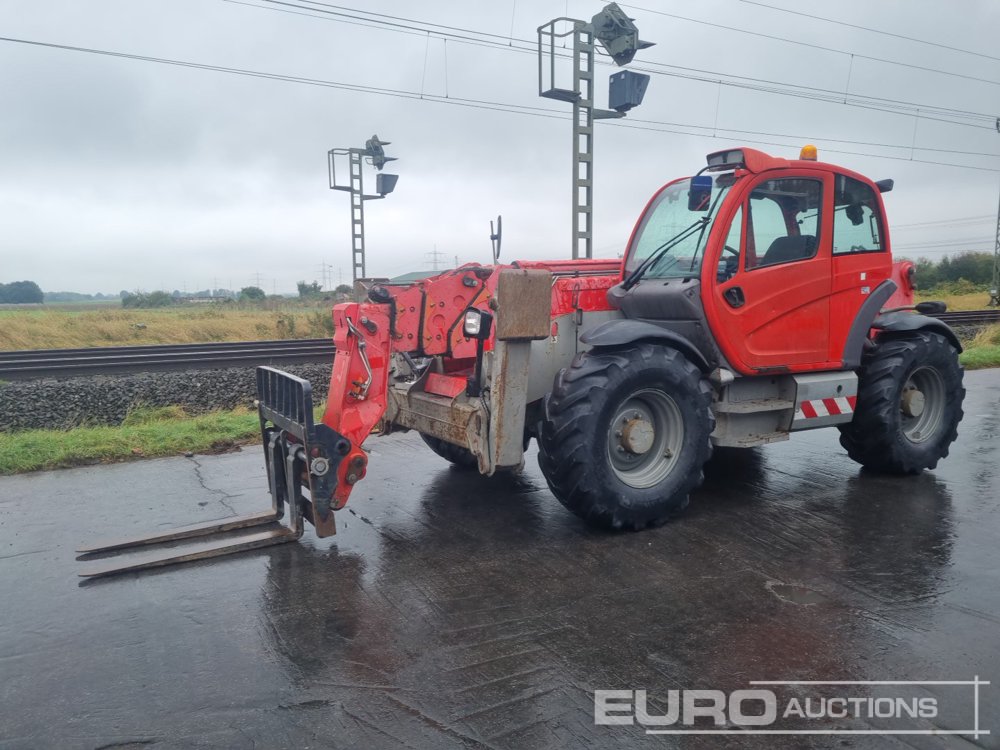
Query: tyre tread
538,343,714,530
839,331,964,474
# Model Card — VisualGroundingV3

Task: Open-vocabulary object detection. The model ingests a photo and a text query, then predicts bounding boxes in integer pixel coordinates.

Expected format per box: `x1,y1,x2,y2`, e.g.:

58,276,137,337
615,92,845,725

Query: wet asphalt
0,369,998,750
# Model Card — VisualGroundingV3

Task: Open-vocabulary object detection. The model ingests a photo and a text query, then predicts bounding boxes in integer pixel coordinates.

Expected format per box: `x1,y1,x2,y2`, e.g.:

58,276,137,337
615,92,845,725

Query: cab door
828,173,893,363
708,170,835,374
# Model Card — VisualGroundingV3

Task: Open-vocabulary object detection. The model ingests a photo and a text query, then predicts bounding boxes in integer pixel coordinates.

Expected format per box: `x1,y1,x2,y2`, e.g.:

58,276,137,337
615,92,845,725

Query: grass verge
0,406,260,475
1,323,995,476
959,324,1000,370
913,290,991,312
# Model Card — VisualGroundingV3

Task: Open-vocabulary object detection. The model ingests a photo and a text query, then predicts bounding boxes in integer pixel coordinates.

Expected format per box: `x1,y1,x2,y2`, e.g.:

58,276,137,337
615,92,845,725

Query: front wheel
538,344,714,530
839,331,964,474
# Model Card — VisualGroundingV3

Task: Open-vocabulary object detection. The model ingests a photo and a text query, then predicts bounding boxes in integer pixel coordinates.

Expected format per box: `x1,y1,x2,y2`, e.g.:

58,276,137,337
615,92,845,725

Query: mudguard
872,311,963,352
842,280,897,369
580,319,712,372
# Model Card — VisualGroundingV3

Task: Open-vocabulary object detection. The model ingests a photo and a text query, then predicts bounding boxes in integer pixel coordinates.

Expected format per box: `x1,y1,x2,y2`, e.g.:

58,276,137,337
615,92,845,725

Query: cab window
746,178,822,270
717,206,742,282
833,175,883,254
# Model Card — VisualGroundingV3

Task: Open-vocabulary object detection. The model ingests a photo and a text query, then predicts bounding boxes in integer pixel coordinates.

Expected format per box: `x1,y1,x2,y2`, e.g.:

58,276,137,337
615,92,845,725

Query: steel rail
935,310,1000,325
0,339,335,380
0,310,996,381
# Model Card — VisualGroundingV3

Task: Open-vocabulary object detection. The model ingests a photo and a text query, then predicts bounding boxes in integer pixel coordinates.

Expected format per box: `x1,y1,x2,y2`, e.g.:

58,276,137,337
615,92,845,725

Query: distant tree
937,256,953,284
121,290,175,308
334,284,353,296
899,251,993,293
0,280,43,303
240,286,266,301
943,251,992,286
912,257,940,290
147,291,174,307
297,280,323,299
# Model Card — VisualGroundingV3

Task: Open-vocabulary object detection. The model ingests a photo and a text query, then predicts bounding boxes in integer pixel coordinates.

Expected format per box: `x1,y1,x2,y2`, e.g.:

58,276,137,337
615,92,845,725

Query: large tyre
839,331,964,474
420,434,478,469
538,343,714,530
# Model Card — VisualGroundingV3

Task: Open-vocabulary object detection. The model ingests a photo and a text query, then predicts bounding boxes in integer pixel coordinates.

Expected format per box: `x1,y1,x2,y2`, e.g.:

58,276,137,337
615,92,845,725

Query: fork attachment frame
77,367,353,578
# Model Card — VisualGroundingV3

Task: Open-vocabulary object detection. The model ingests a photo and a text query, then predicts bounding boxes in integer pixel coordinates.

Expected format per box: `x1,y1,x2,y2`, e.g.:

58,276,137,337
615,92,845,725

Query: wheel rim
607,388,684,488
900,365,945,443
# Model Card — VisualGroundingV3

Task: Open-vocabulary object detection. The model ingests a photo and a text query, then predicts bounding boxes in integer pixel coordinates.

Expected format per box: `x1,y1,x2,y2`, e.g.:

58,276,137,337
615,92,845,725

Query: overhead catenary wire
624,118,1000,159
893,214,994,229
231,0,999,131
619,2,1000,88
2,34,998,174
892,237,994,249
893,247,992,257
292,0,1000,87
737,0,1000,64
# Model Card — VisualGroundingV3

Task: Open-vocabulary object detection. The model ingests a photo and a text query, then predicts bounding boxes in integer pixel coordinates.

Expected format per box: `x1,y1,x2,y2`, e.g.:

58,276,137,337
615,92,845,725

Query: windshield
624,176,733,279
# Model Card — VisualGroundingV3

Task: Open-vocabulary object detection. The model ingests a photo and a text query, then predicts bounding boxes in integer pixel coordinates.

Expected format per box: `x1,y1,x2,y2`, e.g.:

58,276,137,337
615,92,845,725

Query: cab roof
705,146,891,192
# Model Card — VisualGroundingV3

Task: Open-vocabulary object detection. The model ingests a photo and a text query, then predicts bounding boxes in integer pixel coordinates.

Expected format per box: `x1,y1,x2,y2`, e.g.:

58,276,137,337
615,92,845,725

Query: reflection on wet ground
0,370,997,749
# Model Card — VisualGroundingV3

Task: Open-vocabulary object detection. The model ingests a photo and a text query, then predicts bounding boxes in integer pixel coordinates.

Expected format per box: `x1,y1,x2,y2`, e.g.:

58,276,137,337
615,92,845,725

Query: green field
914,290,993,312
0,303,334,350
0,296,996,476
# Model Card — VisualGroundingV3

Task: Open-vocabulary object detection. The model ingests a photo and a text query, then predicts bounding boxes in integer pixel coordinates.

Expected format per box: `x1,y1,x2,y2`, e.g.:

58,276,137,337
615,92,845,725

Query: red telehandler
79,146,965,576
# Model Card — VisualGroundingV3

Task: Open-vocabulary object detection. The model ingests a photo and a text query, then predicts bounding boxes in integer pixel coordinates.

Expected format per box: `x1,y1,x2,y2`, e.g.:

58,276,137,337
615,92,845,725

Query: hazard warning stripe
795,395,857,421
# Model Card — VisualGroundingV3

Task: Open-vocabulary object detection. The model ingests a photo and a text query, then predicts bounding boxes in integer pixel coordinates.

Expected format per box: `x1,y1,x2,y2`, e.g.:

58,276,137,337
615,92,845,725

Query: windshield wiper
621,216,710,291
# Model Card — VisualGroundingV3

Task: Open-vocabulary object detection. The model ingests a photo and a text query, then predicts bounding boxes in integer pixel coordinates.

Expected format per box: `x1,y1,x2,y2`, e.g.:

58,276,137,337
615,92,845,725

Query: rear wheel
538,344,714,530
420,434,478,469
839,331,964,474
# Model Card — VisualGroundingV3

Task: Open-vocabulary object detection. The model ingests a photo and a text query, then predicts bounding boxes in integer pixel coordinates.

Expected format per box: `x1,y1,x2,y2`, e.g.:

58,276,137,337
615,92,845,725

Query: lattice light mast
990,177,1000,307
328,135,399,282
538,3,653,260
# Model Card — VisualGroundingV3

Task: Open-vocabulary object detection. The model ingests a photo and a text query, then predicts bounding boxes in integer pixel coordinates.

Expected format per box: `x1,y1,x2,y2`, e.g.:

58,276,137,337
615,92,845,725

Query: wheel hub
621,418,655,455
900,366,945,444
607,391,684,489
901,388,925,418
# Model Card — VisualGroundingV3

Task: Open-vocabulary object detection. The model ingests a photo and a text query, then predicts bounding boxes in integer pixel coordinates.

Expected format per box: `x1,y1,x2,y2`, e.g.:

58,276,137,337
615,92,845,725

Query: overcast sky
1,0,998,295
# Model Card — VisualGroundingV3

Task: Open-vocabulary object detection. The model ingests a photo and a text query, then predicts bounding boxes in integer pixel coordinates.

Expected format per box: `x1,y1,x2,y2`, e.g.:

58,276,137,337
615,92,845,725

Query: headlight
464,310,481,337
463,309,493,340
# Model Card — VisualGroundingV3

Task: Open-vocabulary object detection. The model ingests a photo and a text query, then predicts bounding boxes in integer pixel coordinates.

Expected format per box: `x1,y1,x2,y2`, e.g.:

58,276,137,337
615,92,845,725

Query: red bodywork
318,147,913,514
624,149,912,376
319,260,620,512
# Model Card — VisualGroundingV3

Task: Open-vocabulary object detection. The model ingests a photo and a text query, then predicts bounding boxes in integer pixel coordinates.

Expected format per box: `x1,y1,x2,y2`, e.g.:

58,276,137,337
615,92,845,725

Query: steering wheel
717,246,740,283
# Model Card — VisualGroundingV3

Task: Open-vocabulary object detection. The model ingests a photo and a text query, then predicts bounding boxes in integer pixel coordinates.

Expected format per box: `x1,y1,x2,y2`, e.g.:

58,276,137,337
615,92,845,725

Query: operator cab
610,146,895,375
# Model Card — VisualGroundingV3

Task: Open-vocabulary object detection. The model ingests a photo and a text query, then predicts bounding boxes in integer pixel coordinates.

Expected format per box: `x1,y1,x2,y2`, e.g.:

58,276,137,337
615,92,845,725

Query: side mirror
688,175,713,211
915,301,946,315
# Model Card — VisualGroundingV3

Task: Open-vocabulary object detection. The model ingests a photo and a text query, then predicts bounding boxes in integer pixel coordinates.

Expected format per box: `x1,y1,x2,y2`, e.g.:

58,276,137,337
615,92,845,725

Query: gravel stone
0,364,333,431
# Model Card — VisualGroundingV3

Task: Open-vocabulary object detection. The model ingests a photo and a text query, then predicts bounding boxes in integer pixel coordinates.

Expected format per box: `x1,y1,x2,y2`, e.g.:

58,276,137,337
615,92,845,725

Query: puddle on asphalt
766,580,829,606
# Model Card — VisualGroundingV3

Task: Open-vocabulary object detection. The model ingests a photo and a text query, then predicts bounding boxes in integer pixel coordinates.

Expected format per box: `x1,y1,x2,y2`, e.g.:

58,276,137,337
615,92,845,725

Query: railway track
935,309,1000,326
0,338,336,381
0,309,996,381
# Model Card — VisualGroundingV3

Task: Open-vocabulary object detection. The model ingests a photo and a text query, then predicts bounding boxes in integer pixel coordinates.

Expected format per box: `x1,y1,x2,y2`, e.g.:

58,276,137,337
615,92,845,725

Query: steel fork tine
78,526,302,578
76,509,281,557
